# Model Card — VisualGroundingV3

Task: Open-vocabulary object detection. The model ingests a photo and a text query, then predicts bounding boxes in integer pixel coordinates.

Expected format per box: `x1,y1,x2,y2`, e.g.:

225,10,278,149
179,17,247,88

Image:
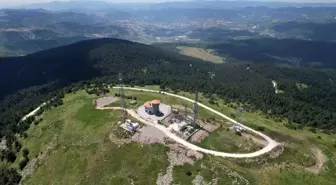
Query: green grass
172,156,253,185
15,86,336,185
198,127,262,153
20,90,169,185
165,86,336,185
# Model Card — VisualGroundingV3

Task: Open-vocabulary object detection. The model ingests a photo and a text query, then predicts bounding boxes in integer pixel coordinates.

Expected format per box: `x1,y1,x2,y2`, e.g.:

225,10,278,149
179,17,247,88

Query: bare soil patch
95,97,118,108
190,122,219,143
306,147,327,174
241,132,268,147
177,46,224,63
157,144,203,185
132,125,166,144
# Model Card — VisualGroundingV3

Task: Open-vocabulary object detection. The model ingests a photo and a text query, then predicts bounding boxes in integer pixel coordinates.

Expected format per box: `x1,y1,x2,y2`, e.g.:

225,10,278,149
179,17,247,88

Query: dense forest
210,38,336,68
0,38,335,183
0,38,335,134
272,22,336,41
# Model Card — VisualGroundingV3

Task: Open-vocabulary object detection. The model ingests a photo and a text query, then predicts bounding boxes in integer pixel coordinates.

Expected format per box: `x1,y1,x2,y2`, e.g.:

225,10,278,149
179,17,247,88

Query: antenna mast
236,105,243,125
119,73,127,123
193,88,199,126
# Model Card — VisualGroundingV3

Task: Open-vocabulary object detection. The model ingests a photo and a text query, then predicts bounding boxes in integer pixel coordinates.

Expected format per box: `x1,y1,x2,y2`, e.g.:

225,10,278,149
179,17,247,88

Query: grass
15,86,336,185
172,156,253,185
20,90,169,185
177,46,224,63
167,86,336,185
198,127,262,153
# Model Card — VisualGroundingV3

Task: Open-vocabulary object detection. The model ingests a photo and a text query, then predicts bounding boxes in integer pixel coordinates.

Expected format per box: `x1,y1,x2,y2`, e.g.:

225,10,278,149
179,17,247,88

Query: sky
2,0,336,6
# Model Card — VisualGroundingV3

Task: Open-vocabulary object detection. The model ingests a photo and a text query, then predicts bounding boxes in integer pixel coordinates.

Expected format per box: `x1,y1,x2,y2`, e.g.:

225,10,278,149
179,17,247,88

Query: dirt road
98,87,280,158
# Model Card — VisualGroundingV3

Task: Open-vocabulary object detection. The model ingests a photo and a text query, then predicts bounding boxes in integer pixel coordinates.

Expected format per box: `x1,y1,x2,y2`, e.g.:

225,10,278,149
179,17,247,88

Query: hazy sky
2,0,336,6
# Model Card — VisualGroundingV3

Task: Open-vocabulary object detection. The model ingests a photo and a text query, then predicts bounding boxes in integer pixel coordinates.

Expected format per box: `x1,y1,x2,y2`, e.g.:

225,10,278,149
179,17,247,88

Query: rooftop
144,100,161,107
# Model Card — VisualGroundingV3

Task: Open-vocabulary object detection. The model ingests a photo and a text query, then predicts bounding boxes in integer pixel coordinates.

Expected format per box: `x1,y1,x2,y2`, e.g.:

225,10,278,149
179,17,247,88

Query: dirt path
97,87,280,158
21,102,47,121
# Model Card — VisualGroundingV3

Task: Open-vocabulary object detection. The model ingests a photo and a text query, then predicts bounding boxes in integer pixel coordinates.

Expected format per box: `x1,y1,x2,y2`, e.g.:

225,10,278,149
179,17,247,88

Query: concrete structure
137,102,171,122
144,100,161,116
152,100,160,115
130,100,137,105
111,87,280,158
169,121,188,133
120,119,140,133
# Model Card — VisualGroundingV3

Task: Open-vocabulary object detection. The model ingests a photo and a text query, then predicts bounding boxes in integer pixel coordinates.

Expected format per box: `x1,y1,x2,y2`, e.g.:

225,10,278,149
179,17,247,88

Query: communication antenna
183,103,188,120
119,73,127,123
193,88,199,126
236,105,243,125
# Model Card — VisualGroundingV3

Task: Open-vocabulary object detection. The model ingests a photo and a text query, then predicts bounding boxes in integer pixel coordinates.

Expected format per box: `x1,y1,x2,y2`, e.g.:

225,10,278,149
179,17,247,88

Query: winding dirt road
98,87,280,158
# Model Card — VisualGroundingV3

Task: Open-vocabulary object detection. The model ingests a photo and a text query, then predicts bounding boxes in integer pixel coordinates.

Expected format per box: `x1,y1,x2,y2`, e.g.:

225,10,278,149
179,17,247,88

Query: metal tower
236,105,243,125
193,89,199,125
118,73,127,123
183,103,188,120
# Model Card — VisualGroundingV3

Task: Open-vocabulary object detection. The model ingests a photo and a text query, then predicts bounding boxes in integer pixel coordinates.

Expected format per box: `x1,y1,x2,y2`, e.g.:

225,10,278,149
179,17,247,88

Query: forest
0,38,335,183
210,38,336,68
0,38,335,134
272,22,336,41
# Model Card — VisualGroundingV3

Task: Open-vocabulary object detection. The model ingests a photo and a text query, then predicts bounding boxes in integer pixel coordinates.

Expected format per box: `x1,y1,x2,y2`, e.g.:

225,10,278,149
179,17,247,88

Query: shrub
256,126,265,132
22,148,29,157
19,157,29,170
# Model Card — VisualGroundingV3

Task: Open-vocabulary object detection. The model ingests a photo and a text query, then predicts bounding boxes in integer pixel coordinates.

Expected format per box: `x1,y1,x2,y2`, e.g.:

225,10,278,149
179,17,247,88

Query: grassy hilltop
7,87,335,185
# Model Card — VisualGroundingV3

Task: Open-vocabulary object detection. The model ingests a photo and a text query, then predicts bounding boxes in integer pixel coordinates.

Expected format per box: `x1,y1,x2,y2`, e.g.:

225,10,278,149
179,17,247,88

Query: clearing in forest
177,46,224,63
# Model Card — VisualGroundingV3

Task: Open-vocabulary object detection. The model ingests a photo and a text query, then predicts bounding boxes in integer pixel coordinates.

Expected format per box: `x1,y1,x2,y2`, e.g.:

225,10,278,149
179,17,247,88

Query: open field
11,86,336,185
177,46,224,63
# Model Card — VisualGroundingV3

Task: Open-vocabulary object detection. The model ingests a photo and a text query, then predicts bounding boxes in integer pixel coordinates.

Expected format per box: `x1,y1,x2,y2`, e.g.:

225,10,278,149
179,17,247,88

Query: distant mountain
11,0,336,11
2,4,336,56
13,1,114,12
0,9,137,56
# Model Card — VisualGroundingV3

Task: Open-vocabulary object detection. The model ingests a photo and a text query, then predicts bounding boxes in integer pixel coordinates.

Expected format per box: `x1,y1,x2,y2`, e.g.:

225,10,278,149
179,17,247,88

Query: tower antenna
119,73,127,123
193,87,199,126
233,105,244,134
236,105,243,125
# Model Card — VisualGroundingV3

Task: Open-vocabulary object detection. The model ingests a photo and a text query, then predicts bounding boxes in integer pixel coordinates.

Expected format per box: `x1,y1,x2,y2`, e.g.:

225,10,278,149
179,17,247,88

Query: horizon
2,0,336,7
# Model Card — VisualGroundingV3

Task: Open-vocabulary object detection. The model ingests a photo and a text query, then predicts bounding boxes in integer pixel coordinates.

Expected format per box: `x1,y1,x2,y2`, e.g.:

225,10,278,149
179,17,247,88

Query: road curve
102,87,280,158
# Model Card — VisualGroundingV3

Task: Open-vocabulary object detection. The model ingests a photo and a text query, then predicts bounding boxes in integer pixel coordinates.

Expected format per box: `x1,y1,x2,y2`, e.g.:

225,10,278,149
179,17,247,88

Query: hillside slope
0,38,207,99
0,38,335,139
